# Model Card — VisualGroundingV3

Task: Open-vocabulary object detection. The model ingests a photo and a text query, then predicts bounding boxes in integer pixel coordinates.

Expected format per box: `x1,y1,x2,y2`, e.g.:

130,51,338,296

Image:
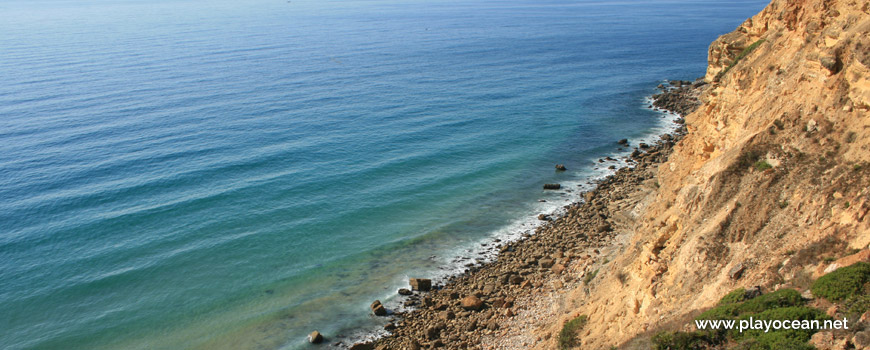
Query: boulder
854,330,870,349
509,275,524,285
744,286,762,299
398,288,413,295
810,331,835,350
815,249,870,277
461,295,484,311
371,300,387,316
349,342,375,350
308,330,323,344
618,139,629,145
539,258,555,268
555,164,567,171
409,278,432,291
729,263,745,280
543,183,561,190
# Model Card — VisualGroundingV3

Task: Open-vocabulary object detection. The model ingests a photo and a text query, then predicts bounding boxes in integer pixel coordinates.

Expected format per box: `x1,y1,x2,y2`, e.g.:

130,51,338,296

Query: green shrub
719,288,748,305
739,150,762,169
559,315,587,349
811,262,870,301
700,289,804,321
843,294,870,316
697,302,742,321
717,39,766,79
733,334,816,350
651,331,711,350
738,289,804,313
584,269,599,285
732,306,830,348
755,160,773,171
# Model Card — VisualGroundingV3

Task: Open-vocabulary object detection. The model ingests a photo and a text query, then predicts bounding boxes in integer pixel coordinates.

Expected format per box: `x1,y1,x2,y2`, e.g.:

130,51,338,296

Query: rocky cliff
538,0,870,348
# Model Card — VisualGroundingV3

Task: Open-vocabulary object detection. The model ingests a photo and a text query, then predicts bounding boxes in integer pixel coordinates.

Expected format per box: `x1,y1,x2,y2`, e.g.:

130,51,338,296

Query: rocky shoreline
338,81,703,350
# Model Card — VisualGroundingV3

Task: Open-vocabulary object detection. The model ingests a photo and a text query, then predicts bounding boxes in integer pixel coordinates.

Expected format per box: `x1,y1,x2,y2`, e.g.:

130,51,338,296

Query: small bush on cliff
811,262,870,301
843,294,870,316
698,289,804,320
754,160,772,171
719,288,748,304
651,331,712,350
583,269,599,285
559,315,587,349
716,39,766,80
732,306,830,349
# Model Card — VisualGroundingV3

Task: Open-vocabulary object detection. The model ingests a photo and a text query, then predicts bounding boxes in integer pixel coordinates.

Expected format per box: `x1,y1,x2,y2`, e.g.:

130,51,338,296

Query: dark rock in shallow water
639,143,649,149
618,139,629,146
371,300,387,316
398,288,412,296
409,278,432,291
308,330,323,344
555,164,567,171
543,184,561,190
537,214,550,220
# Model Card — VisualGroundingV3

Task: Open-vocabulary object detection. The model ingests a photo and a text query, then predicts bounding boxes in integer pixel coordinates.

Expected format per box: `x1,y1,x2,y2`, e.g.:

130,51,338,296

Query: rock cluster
651,80,704,117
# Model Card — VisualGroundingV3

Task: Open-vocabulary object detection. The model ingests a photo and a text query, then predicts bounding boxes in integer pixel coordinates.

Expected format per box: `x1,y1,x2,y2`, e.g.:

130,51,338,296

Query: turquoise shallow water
0,0,767,349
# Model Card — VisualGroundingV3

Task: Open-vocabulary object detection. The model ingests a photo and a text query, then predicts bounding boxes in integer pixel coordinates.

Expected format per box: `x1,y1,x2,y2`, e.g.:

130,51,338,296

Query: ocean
0,0,767,348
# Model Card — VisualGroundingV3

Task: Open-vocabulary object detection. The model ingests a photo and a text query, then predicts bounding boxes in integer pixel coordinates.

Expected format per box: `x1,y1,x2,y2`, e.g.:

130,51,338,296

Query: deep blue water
0,0,767,349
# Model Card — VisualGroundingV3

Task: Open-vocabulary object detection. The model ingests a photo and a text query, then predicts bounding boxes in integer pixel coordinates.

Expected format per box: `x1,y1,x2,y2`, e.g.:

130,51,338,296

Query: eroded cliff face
542,0,870,348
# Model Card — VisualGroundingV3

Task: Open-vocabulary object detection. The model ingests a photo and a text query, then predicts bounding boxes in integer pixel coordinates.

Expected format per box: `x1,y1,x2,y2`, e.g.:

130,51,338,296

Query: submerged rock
543,183,561,190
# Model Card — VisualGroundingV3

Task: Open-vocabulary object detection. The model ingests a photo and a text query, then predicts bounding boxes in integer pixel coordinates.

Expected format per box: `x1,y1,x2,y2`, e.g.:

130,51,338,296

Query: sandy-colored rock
461,295,484,311
816,249,870,277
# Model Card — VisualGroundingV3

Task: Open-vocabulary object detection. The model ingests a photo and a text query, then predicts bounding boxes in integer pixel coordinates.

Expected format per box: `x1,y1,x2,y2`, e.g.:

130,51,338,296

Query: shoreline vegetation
325,81,707,350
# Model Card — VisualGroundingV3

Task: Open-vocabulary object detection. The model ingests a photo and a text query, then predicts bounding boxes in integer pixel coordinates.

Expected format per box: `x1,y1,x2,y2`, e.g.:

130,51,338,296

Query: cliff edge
539,0,870,348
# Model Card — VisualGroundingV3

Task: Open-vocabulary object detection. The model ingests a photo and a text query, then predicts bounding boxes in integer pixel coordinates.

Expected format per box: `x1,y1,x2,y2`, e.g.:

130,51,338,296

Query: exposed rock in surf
409,278,432,291
371,300,387,316
308,330,323,344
